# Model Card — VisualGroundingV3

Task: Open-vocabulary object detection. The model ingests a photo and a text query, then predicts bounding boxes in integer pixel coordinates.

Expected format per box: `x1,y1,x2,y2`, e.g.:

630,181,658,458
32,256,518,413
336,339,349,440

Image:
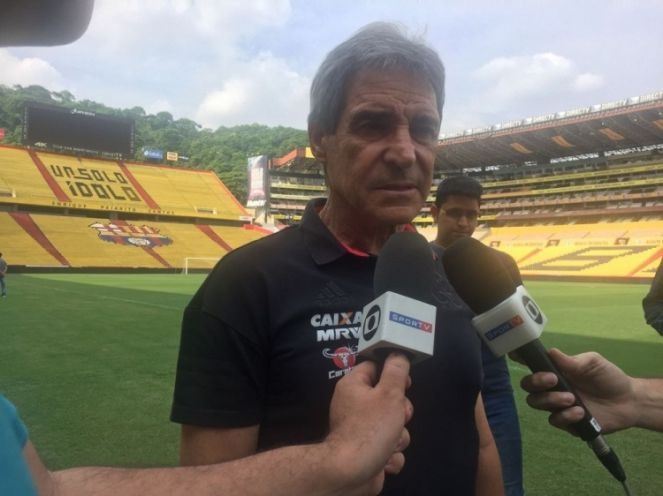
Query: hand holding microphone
346,231,433,493
520,348,641,435
328,353,413,495
441,237,631,493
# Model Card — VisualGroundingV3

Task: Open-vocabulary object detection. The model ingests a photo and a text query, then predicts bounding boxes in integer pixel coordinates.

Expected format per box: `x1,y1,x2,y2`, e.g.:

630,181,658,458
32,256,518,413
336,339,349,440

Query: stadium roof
270,92,663,173
437,92,663,170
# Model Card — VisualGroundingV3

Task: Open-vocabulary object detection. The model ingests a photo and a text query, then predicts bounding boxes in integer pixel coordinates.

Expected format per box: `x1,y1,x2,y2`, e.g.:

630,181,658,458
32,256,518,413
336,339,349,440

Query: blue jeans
484,388,524,496
482,346,524,496
0,277,5,296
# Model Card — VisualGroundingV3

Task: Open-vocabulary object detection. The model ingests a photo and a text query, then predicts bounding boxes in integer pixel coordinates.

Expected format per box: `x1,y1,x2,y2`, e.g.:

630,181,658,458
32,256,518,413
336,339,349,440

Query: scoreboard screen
23,103,135,157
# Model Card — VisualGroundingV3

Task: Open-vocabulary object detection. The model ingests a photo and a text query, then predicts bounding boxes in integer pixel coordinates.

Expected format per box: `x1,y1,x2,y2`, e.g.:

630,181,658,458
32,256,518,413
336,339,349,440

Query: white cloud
144,99,174,115
0,49,65,89
195,52,310,129
54,0,299,125
473,52,604,110
191,0,292,38
198,82,249,118
6,1,651,134
476,53,571,99
88,0,292,56
573,73,604,92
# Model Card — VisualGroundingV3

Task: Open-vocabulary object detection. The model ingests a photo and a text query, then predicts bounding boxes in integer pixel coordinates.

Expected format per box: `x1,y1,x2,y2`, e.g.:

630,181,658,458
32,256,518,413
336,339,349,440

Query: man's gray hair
308,22,445,135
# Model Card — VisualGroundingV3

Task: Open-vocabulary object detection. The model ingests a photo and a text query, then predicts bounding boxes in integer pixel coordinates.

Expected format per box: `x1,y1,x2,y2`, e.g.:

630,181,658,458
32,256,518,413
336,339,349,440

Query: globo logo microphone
358,291,436,364
472,285,547,357
361,230,437,363
362,305,381,341
522,295,544,324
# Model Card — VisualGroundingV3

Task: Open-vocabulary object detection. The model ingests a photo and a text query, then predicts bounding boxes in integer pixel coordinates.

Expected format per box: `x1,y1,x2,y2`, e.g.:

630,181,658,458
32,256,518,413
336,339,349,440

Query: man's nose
457,214,470,227
385,125,416,167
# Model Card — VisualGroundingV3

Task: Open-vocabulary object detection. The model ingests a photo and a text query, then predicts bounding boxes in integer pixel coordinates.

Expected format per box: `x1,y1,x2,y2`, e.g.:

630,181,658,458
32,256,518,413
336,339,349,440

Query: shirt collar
300,198,353,265
299,198,417,265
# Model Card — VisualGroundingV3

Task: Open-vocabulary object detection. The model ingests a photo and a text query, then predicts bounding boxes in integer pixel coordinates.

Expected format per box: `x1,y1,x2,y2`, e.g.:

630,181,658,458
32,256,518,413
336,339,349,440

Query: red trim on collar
338,224,417,257
339,242,371,258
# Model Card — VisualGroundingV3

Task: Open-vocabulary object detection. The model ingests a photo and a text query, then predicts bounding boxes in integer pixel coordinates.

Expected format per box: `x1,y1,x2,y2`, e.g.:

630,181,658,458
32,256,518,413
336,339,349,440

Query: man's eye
411,123,439,143
360,120,389,133
353,118,391,138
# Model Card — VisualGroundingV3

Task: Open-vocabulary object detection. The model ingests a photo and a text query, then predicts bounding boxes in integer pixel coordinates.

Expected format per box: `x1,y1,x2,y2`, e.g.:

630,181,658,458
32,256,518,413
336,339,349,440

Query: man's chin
375,206,419,227
374,201,421,220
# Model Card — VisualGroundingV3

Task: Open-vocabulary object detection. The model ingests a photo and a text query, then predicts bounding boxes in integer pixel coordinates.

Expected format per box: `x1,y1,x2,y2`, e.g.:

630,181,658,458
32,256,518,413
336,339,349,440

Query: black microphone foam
442,237,516,314
442,236,631,487
0,0,95,47
374,231,435,303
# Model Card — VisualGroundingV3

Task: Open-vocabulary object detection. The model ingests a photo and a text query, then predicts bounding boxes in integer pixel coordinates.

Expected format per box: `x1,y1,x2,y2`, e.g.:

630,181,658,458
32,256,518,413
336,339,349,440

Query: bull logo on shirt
323,345,358,371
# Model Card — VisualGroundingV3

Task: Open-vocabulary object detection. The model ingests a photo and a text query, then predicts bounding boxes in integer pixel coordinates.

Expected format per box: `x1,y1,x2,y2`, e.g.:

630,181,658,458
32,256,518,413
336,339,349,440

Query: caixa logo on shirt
322,345,358,380
311,310,363,342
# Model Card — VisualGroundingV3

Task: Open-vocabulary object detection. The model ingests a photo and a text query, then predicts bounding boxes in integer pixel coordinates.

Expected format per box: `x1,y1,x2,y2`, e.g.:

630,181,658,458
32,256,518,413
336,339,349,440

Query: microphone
441,237,630,489
0,0,95,47
357,231,436,364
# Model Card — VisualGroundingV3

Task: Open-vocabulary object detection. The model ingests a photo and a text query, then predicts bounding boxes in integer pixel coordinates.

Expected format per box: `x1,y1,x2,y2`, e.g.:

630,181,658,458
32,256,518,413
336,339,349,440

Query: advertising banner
247,155,267,208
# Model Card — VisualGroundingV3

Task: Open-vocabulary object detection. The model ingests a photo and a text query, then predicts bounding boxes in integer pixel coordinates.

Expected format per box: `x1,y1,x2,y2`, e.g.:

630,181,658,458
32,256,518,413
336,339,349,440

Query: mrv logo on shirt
311,310,363,342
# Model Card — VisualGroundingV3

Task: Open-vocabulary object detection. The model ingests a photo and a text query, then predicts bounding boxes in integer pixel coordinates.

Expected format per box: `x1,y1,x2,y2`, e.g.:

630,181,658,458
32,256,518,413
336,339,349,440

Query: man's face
431,194,480,247
311,67,440,227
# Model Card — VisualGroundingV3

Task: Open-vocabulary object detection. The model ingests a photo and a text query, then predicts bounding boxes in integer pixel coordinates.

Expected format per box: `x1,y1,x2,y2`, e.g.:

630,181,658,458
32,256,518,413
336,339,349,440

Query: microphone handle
516,339,602,441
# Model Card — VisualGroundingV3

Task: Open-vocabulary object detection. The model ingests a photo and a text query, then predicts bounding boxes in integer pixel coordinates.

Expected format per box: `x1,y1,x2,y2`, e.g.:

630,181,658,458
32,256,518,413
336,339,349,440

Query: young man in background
430,176,524,496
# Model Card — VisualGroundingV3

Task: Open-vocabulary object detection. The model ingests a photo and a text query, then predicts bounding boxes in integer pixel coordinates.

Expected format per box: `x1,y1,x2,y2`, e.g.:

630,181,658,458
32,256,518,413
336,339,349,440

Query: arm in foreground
520,348,663,434
643,257,663,335
27,354,412,496
474,394,504,496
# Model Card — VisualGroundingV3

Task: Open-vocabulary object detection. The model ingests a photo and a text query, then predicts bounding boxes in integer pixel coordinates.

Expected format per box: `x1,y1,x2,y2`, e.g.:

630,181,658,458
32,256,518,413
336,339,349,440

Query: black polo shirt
172,198,483,495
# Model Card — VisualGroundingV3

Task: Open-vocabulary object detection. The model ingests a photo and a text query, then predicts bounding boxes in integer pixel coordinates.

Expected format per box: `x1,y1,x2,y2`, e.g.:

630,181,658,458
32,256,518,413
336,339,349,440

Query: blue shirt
0,394,38,496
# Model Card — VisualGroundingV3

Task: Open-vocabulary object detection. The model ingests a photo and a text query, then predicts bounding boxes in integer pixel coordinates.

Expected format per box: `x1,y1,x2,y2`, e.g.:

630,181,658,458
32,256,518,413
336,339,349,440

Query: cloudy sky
3,0,662,136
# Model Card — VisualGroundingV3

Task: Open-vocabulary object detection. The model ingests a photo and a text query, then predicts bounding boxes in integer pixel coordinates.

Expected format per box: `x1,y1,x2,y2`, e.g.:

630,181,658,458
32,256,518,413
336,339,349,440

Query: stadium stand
266,92,663,280
1,210,269,270
0,147,57,208
0,144,269,270
32,213,164,268
0,212,60,267
206,224,266,250
3,92,662,278
471,221,663,279
128,163,247,219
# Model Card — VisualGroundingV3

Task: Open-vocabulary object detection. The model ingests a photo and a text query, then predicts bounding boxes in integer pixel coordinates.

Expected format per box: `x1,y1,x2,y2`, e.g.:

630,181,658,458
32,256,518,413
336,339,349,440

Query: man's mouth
376,182,418,192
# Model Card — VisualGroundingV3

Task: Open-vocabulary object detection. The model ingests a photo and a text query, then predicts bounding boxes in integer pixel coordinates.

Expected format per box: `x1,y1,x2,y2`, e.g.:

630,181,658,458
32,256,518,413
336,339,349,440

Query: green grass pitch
1,274,662,495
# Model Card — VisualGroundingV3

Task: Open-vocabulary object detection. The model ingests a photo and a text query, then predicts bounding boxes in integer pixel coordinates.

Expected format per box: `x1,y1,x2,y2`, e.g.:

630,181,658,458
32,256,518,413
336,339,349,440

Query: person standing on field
171,22,503,495
0,253,7,298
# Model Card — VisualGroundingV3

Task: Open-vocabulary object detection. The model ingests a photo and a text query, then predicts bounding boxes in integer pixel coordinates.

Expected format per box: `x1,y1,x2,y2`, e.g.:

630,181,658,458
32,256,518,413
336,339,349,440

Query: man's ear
308,123,328,162
430,204,440,224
